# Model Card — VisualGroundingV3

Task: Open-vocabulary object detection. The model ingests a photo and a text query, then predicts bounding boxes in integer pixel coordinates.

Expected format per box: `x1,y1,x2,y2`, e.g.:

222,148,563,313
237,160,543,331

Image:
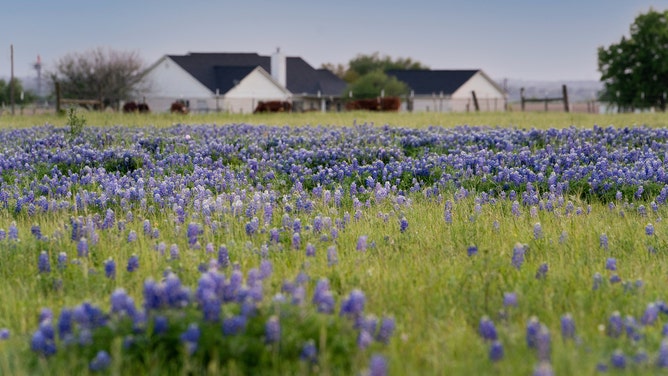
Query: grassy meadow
0,110,667,375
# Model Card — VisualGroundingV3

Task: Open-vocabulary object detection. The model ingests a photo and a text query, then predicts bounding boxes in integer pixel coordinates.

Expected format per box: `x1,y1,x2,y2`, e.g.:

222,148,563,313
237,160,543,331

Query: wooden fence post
55,82,61,114
471,91,480,112
520,87,525,111
562,84,569,112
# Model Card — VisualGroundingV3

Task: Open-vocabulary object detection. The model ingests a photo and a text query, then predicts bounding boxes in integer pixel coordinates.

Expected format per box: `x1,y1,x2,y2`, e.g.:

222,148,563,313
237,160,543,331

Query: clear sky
2,0,667,82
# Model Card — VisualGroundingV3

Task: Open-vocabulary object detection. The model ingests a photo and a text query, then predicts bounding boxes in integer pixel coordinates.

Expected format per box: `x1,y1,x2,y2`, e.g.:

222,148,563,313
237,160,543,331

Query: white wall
452,71,506,112
143,57,214,112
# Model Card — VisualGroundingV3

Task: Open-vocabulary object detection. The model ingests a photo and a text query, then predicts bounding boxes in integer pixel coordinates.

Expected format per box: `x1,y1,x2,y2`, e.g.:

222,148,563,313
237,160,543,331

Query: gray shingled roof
386,69,479,95
167,53,346,96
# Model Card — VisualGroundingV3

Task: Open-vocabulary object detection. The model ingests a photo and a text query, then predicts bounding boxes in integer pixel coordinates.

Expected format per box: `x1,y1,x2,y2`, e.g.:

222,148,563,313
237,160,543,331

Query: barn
142,50,346,113
386,69,507,112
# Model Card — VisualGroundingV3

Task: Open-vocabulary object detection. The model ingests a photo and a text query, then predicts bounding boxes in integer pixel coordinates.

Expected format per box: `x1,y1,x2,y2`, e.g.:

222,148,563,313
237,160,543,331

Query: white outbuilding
386,69,507,112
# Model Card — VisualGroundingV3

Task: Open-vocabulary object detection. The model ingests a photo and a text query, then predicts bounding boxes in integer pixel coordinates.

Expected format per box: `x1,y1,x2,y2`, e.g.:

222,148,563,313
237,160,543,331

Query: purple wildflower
608,311,623,338
38,251,50,273
376,316,395,344
533,222,542,239
646,223,654,236
658,339,668,367
306,243,316,257
300,340,317,363
357,235,368,252
77,237,89,258
57,252,67,270
605,258,617,271
327,245,338,266
222,315,247,336
503,292,518,307
265,316,280,344
560,314,576,340
535,263,548,279
532,362,554,376
479,316,498,341
369,354,388,376
489,340,504,362
180,323,200,355
89,350,111,372
127,254,139,272
600,233,608,250
511,243,526,269
399,217,408,233
526,316,541,348
104,258,116,279
127,230,137,243
0,328,9,340
292,232,301,250
467,245,478,257
611,349,626,369
642,303,659,326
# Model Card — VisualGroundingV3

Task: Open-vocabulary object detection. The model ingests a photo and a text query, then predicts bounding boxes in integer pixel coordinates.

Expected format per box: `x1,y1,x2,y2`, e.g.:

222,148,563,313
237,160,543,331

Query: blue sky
2,0,667,81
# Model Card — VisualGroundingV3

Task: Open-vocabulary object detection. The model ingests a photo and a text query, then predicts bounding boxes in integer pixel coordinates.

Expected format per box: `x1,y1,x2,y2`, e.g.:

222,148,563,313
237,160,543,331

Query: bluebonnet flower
400,217,408,233
610,274,621,284
104,258,116,279
31,224,42,240
57,309,73,340
327,245,338,266
57,252,67,270
265,316,280,344
217,245,229,268
535,263,548,279
127,254,139,272
633,350,648,364
340,289,365,319
38,251,50,273
600,233,608,250
355,329,373,350
153,316,169,335
489,340,504,362
180,323,200,355
143,219,151,235
533,222,542,239
170,244,179,260
658,339,668,367
31,329,56,357
536,324,551,362
560,314,576,340
292,232,301,250
610,349,626,369
0,328,9,340
222,315,247,336
369,354,388,376
306,243,316,257
89,350,111,372
608,311,623,338
8,222,18,240
479,316,498,341
646,223,654,236
503,292,518,307
641,303,659,326
593,272,603,290
376,316,395,344
526,316,541,348
467,245,478,257
511,243,526,269
77,237,89,258
357,235,368,252
127,230,137,243
300,340,317,363
605,258,617,271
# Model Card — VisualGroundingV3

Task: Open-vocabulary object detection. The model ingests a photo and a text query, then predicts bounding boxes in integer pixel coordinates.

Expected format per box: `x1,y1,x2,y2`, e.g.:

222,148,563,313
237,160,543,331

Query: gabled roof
386,69,479,95
166,52,346,96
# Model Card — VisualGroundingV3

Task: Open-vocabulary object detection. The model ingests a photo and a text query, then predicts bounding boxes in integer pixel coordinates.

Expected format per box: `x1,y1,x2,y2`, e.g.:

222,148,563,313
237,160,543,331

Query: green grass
1,110,668,129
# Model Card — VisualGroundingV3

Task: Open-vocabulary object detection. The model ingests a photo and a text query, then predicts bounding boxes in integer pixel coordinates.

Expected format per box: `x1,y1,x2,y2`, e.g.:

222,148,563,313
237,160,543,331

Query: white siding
223,68,290,113
143,57,213,112
452,71,506,112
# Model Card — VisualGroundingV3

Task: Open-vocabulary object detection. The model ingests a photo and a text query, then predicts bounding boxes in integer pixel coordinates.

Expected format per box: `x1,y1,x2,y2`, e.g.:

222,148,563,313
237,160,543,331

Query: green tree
0,78,36,106
342,52,428,83
598,8,668,112
345,70,409,100
51,47,148,109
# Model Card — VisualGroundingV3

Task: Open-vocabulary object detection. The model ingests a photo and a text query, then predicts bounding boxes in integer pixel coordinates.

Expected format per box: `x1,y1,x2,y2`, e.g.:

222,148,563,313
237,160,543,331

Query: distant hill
499,79,603,103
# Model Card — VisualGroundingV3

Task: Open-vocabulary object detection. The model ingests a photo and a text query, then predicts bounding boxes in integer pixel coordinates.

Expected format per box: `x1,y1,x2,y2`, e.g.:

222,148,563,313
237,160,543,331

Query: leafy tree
343,52,428,83
345,70,409,100
598,8,668,112
0,78,36,106
50,47,148,109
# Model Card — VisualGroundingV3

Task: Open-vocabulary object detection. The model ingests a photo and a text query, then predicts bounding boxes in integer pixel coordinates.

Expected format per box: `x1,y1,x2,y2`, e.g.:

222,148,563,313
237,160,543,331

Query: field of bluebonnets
2,110,668,375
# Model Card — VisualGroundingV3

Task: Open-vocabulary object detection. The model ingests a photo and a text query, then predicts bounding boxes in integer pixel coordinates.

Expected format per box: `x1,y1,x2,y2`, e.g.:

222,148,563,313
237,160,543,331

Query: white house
141,50,346,113
386,69,507,112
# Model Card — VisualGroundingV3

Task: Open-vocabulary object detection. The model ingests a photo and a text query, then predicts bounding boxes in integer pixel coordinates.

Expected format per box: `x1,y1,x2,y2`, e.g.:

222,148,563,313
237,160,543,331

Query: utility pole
10,44,15,115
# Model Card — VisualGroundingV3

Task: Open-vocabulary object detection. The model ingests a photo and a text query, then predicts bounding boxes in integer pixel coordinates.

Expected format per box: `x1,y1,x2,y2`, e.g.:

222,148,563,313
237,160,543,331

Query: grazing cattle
254,101,292,113
170,100,189,114
123,102,151,113
346,97,401,112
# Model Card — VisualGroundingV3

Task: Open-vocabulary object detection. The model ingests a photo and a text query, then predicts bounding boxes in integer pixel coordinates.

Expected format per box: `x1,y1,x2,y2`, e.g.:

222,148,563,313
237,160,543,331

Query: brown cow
123,101,151,113
345,97,400,112
254,101,292,113
170,100,189,114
